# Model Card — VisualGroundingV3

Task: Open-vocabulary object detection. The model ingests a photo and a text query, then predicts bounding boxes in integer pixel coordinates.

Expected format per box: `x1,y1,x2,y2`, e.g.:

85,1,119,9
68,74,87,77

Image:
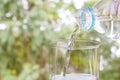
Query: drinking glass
49,40,100,80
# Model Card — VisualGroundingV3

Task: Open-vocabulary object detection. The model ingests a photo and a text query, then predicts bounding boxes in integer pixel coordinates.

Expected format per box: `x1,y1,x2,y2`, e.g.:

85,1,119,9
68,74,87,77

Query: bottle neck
95,15,120,21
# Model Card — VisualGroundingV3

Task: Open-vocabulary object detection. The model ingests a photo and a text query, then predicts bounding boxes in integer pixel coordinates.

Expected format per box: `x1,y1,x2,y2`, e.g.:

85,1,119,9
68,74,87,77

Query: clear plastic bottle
77,1,120,39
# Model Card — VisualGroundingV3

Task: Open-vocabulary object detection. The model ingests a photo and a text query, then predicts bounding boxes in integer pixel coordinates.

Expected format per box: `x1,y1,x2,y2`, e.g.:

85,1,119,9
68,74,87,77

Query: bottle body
94,15,120,39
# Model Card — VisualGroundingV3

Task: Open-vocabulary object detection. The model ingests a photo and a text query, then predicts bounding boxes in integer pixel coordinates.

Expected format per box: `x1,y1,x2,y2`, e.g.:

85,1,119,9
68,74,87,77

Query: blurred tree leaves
0,0,120,80
0,0,59,80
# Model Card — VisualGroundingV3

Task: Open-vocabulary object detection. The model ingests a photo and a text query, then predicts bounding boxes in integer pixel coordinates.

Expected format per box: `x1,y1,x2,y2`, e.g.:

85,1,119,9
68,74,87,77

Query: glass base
51,73,97,80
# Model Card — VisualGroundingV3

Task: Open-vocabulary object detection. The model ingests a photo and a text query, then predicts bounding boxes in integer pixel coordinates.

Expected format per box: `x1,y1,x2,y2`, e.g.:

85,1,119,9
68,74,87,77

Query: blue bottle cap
79,7,95,30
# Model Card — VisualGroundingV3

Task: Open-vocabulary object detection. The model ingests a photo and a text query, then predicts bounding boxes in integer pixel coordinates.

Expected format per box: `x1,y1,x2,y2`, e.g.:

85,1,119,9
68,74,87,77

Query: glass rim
51,39,101,50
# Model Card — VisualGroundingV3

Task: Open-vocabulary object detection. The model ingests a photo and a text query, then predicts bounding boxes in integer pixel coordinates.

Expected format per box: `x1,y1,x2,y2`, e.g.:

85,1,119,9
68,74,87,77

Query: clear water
62,26,80,76
62,8,120,77
51,74,97,80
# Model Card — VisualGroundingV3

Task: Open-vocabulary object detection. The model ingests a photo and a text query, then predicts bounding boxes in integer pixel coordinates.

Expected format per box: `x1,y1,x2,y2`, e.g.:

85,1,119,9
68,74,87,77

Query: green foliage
84,0,97,7
0,0,120,80
0,0,59,80
18,63,40,80
100,58,120,80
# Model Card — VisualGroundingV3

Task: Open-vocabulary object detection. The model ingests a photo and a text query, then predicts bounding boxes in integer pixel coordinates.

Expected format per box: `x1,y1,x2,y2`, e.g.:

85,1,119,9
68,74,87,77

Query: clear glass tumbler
49,40,100,80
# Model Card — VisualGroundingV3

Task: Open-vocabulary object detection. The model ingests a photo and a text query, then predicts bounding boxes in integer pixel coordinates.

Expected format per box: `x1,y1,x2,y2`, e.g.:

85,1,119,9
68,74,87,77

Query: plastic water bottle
77,7,120,39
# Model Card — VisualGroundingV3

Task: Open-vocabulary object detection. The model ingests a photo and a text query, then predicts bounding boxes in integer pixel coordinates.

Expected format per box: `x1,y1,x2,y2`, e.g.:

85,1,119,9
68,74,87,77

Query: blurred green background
0,0,120,80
